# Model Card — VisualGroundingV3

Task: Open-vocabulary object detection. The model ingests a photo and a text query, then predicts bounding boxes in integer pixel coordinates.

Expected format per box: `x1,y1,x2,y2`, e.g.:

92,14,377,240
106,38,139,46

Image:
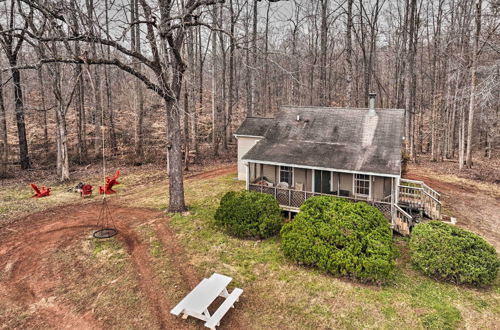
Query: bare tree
0,68,7,178
465,0,482,168
10,0,224,212
0,0,30,169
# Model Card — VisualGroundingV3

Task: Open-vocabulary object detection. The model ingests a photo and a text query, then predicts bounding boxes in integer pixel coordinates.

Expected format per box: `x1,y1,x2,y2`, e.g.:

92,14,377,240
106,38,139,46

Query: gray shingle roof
234,117,274,137
241,106,404,176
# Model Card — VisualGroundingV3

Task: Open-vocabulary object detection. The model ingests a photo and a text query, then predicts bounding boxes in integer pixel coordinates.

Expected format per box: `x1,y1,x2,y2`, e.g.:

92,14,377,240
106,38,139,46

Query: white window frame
279,166,294,186
353,174,371,197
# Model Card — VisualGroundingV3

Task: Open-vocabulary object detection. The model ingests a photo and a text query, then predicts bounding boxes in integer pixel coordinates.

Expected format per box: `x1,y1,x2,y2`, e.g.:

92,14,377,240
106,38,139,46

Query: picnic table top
174,273,232,315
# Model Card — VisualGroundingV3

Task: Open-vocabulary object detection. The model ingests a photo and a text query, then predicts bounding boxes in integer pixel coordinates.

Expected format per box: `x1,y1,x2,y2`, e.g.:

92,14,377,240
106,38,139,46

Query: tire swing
93,122,118,239
93,198,117,239
90,67,117,240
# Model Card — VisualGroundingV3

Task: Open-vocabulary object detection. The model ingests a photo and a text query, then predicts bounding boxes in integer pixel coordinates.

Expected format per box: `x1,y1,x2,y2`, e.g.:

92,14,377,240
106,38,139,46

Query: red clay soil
0,201,242,329
406,170,500,250
185,165,237,181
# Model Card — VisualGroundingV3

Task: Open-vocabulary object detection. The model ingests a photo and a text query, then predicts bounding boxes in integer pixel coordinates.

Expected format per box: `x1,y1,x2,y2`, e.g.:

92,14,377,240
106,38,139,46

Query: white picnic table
170,273,243,330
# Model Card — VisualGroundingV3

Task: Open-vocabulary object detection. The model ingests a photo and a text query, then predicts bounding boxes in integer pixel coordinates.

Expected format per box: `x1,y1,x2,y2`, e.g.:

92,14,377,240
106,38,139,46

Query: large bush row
214,191,499,286
409,221,499,286
280,196,396,283
214,190,282,239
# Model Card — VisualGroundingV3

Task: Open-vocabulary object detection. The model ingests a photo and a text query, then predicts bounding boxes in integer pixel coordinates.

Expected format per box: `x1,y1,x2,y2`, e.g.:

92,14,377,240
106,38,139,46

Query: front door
314,170,331,194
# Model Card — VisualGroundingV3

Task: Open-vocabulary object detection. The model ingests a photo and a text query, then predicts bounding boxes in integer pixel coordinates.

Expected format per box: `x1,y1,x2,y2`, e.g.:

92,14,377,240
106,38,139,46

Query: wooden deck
248,184,392,218
249,178,442,236
398,178,442,220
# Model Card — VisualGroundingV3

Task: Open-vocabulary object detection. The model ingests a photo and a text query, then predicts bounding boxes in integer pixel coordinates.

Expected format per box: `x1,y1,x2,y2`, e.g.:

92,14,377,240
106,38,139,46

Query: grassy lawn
0,167,165,223
161,173,500,329
52,237,156,330
1,168,498,329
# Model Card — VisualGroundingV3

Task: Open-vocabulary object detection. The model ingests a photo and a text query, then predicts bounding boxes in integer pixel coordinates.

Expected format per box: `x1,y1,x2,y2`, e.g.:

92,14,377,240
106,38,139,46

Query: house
234,94,442,235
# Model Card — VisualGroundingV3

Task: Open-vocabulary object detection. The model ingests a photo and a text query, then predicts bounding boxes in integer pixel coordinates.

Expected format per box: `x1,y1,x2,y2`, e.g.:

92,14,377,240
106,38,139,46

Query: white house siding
263,164,277,182
237,136,261,180
339,173,353,192
294,168,313,191
372,176,386,201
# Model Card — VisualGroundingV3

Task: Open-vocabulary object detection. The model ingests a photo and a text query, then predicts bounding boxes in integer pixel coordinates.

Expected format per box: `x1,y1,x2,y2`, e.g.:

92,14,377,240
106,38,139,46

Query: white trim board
234,134,264,139
243,159,401,178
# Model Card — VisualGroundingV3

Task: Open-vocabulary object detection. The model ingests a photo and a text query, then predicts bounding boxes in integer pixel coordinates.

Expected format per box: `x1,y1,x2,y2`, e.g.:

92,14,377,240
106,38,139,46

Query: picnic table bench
170,273,243,329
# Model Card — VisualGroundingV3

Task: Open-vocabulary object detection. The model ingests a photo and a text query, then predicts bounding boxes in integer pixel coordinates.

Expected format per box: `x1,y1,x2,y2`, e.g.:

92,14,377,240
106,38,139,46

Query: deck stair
398,179,441,220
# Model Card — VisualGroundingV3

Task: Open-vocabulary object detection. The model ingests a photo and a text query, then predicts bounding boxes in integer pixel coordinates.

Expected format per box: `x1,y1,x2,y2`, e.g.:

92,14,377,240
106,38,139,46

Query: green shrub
214,191,283,239
280,196,395,283
409,221,499,286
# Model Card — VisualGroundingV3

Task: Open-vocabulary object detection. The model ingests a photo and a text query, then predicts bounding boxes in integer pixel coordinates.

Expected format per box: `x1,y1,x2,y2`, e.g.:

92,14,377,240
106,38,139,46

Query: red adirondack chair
80,184,93,198
31,184,51,198
99,170,121,194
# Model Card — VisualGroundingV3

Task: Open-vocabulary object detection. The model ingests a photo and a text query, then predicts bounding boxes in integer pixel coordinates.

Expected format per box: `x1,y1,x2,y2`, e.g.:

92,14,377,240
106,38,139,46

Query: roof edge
242,158,401,178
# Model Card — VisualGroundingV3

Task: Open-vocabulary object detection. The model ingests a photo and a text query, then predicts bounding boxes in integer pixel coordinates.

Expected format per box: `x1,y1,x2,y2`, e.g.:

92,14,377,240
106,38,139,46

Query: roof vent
368,93,376,116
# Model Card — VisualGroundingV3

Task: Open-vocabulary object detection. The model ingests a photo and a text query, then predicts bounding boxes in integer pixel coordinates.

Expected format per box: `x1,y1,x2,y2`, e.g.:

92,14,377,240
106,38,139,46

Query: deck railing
394,205,413,235
248,184,392,218
399,179,442,220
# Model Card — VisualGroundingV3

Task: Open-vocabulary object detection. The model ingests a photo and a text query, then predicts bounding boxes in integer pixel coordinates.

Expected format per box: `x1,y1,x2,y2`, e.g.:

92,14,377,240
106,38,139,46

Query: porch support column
370,175,374,203
395,176,400,205
391,177,395,227
337,173,340,196
312,169,315,193
245,162,250,190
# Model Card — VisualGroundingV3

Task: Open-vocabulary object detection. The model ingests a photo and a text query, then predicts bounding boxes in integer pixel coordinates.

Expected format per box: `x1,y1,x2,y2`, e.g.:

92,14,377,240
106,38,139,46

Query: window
354,174,370,196
279,166,293,185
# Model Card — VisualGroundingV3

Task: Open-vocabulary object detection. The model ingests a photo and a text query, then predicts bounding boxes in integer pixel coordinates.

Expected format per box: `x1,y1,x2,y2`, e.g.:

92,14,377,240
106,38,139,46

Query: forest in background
0,0,498,210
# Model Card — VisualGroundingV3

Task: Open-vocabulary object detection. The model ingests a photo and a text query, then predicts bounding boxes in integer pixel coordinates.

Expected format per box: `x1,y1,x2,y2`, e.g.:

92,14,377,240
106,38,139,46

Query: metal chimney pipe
368,93,376,115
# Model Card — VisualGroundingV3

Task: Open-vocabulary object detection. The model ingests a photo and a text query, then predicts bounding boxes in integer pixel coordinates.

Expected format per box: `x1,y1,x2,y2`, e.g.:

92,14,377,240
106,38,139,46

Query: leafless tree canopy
0,0,498,209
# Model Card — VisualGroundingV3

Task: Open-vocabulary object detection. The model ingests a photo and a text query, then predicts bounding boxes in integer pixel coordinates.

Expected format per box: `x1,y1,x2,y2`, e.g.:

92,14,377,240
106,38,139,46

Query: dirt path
0,204,190,329
0,165,243,329
406,170,500,250
185,164,237,181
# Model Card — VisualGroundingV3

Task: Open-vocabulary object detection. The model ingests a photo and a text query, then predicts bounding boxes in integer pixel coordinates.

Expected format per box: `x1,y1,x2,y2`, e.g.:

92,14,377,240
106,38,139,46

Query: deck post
337,172,340,196
390,177,395,227
245,162,250,190
312,169,315,192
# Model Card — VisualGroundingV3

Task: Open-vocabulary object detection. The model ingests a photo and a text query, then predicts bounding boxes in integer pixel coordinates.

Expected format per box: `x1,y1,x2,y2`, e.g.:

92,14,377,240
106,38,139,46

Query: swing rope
84,62,117,239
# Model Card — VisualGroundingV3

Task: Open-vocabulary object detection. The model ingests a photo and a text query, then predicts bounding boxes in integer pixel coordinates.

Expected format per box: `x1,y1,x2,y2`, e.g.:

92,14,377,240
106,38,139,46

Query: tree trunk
86,0,102,159
219,4,227,150
55,108,70,181
0,69,7,178
104,0,117,154
195,24,203,156
227,0,236,146
75,62,87,163
183,85,190,171
345,0,354,106
70,0,87,163
245,2,252,116
319,0,328,106
404,0,417,158
37,67,49,153
10,64,30,169
212,6,220,156
465,0,482,168
263,2,271,114
163,64,186,212
131,0,145,164
250,0,258,116
50,56,70,181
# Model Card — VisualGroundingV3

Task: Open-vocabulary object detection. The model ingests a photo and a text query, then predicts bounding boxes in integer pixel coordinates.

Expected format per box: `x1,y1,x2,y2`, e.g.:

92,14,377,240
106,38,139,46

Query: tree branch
2,57,170,100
